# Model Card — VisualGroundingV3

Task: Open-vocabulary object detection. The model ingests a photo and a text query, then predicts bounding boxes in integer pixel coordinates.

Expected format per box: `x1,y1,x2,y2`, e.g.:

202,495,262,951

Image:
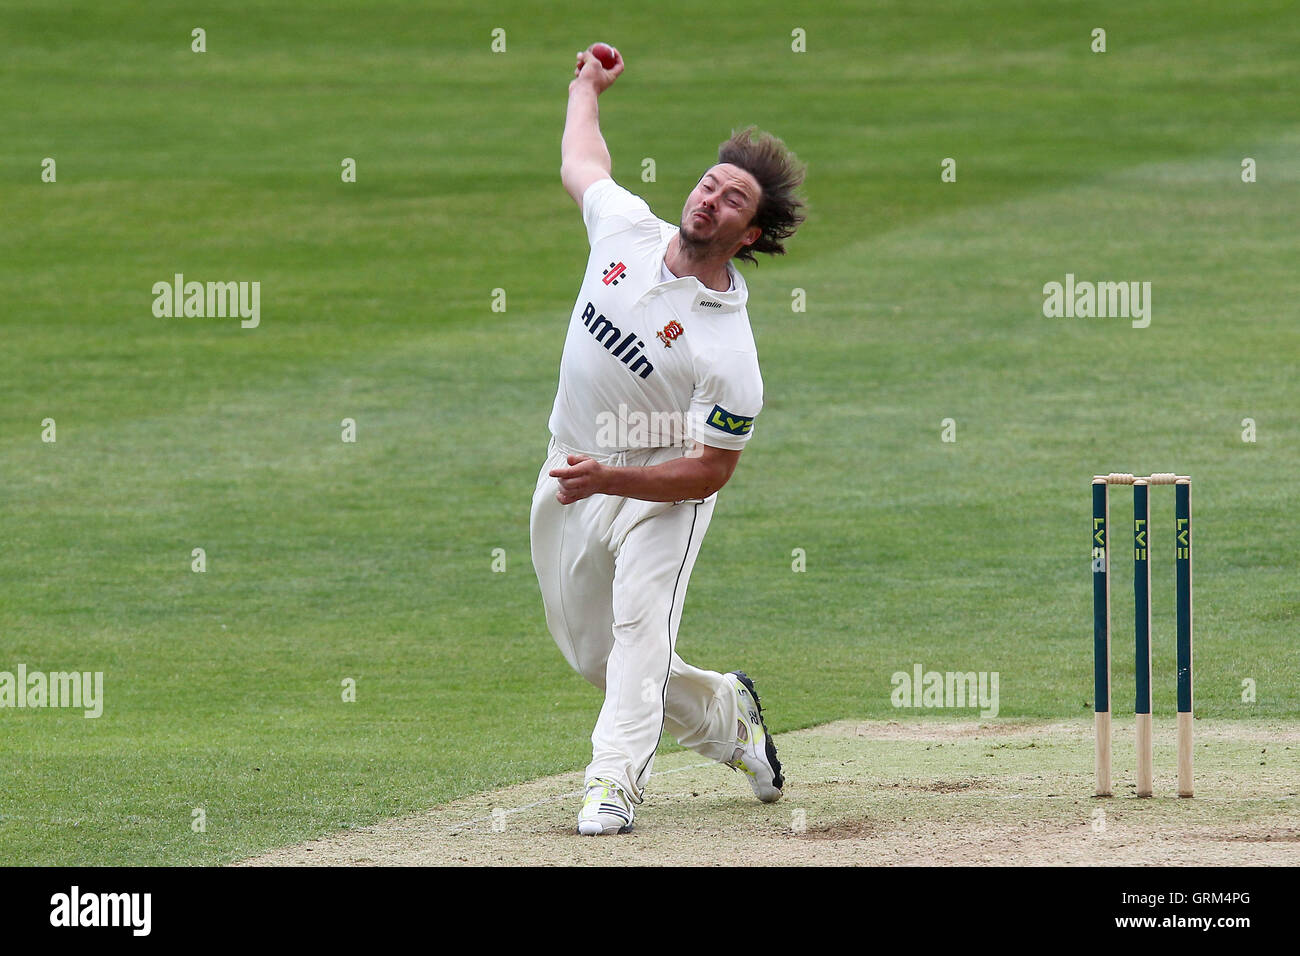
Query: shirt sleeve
688,348,764,451
582,178,656,246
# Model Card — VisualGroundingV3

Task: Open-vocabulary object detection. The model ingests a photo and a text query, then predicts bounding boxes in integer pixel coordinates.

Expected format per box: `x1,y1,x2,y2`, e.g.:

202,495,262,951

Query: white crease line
425,773,1296,836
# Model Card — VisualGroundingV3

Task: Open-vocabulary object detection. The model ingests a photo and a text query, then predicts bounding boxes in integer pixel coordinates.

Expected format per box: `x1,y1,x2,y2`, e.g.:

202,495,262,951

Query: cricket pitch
236,719,1299,866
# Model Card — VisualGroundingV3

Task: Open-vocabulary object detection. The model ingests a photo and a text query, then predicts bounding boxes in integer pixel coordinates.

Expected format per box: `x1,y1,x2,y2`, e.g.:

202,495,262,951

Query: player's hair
716,126,807,265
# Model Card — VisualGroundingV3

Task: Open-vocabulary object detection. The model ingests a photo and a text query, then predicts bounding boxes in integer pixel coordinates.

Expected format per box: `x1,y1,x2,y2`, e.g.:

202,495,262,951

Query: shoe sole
577,822,634,836
731,671,785,793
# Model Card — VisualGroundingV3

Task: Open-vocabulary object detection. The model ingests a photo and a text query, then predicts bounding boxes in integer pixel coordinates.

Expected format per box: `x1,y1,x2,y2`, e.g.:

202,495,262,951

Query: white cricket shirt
547,178,764,454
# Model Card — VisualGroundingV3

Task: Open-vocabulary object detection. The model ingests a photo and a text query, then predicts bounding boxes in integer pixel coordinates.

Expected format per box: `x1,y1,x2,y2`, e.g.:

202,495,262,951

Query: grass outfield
2,1,1297,865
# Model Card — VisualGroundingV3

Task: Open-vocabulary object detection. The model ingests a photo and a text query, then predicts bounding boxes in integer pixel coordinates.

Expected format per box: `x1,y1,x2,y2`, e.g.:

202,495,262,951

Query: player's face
679,163,762,254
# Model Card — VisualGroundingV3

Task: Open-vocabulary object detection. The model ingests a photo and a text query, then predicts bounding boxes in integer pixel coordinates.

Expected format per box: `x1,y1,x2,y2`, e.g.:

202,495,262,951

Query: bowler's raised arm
561,44,624,205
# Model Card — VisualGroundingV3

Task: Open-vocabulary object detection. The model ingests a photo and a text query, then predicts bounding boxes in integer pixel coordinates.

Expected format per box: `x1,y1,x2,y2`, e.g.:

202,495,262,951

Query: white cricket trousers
530,436,742,803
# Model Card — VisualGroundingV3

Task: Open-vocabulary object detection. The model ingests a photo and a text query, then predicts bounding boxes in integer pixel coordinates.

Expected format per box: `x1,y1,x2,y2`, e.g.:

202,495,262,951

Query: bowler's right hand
570,45,624,95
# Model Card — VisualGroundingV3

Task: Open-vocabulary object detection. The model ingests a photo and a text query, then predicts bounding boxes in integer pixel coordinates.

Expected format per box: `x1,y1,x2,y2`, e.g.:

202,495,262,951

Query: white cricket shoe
576,777,635,835
724,671,784,803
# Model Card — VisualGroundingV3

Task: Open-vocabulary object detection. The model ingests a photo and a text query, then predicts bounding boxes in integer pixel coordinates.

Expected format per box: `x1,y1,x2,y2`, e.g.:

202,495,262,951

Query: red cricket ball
591,43,617,69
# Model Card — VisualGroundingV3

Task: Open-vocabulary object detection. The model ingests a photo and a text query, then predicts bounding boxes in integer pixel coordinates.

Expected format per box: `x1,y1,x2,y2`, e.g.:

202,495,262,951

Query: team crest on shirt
656,320,684,348
602,261,627,286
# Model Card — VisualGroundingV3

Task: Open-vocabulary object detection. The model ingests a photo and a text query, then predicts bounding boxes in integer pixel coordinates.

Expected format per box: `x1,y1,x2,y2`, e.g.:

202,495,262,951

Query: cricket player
530,43,806,835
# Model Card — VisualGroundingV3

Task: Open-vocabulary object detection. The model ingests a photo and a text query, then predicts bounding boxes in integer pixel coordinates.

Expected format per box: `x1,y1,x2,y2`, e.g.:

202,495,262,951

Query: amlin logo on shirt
580,301,655,379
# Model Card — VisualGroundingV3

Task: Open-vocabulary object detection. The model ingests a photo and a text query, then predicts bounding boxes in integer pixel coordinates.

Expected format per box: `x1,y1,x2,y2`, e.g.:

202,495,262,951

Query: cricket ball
591,43,617,69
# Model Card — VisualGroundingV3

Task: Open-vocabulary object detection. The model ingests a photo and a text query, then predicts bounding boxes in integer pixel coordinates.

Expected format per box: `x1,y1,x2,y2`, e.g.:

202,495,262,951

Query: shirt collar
650,228,748,313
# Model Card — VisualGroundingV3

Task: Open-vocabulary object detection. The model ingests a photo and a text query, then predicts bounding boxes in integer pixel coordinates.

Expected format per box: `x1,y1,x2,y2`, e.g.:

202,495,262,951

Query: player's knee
562,640,609,688
576,653,608,688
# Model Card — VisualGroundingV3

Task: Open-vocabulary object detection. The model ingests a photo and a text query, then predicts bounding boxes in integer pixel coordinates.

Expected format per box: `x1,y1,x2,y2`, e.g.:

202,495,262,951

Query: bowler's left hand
550,454,608,504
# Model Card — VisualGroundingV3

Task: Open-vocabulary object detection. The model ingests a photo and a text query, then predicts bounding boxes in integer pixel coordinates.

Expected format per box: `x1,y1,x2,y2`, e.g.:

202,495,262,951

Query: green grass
1,0,1297,865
